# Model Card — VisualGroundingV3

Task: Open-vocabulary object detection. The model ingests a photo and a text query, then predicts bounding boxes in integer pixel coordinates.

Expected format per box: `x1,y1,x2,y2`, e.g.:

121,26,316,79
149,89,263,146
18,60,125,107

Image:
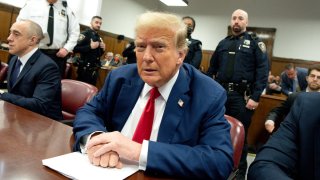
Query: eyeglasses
308,74,320,80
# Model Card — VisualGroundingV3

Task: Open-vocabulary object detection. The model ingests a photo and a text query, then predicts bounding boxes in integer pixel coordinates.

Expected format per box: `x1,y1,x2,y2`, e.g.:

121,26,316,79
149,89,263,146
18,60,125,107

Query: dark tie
10,59,22,86
132,87,160,144
225,38,238,80
47,4,54,46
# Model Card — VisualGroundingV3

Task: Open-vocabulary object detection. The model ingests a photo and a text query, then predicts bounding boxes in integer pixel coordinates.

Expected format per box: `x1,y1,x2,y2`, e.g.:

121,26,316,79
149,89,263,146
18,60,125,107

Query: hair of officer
92,16,102,21
23,20,44,44
182,16,196,30
135,11,188,52
308,64,320,75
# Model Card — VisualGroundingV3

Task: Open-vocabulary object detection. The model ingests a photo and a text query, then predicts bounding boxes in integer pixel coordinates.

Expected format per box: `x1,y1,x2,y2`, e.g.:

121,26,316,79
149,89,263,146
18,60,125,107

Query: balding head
231,9,248,36
7,20,44,57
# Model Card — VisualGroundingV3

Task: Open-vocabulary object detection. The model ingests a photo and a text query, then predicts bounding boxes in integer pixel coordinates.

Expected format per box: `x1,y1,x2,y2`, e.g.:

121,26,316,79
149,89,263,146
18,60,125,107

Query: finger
86,134,109,149
108,151,120,167
99,153,110,168
92,155,101,166
94,143,113,158
116,161,123,169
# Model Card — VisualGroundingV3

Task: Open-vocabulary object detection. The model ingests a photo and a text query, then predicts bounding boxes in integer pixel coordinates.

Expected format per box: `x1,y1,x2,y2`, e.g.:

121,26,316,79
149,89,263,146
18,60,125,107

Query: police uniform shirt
73,28,104,67
207,32,269,101
17,0,80,52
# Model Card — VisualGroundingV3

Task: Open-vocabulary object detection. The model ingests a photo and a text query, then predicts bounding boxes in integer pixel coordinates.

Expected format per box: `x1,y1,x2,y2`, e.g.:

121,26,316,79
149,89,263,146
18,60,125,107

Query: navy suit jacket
280,67,308,95
73,64,233,179
248,92,320,180
0,49,63,120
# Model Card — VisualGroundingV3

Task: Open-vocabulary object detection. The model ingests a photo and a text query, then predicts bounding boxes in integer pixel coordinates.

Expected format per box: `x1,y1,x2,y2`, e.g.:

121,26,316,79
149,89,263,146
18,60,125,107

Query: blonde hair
135,11,188,52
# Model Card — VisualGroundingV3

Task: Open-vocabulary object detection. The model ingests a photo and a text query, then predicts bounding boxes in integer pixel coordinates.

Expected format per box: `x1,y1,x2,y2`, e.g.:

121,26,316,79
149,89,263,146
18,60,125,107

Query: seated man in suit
280,63,308,95
73,12,233,179
0,20,63,120
264,65,320,133
248,92,320,179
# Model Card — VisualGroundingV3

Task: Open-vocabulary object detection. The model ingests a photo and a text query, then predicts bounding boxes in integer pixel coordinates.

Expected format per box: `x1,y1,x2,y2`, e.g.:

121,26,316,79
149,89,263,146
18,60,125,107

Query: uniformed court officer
207,9,269,180
73,16,105,85
182,16,202,69
17,0,80,77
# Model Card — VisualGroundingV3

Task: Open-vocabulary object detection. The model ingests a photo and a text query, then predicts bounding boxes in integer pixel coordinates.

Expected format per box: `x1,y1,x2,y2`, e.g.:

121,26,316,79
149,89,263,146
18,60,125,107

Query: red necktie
132,87,160,143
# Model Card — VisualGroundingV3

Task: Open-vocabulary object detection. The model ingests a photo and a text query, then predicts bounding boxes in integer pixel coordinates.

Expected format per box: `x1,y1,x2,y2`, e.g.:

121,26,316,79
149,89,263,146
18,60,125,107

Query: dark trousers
77,65,98,85
225,91,254,179
41,49,66,77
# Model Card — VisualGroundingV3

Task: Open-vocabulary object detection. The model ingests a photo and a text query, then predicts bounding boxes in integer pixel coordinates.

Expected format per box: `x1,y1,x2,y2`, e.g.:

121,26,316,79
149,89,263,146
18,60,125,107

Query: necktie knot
150,87,160,100
132,87,160,144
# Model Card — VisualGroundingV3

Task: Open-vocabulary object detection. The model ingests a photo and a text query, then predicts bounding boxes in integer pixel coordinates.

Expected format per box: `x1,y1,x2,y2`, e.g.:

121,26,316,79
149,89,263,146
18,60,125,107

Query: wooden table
247,94,287,151
0,100,171,180
96,66,116,90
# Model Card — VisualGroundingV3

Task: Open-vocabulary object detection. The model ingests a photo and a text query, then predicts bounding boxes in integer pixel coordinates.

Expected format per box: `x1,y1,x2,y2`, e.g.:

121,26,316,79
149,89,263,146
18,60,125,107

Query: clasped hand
86,131,142,168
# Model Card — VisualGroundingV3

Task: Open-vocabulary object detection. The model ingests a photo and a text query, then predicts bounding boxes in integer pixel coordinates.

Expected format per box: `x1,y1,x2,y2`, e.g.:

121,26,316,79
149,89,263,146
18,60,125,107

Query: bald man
207,9,269,179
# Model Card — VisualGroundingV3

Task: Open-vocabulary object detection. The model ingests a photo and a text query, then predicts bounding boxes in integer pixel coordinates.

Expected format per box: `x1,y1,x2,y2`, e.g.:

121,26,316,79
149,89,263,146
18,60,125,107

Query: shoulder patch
78,34,86,42
258,42,267,53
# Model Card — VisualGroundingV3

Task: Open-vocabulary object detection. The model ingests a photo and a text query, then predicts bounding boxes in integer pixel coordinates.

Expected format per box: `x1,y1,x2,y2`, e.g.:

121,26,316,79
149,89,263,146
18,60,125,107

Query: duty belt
40,49,59,55
220,82,249,94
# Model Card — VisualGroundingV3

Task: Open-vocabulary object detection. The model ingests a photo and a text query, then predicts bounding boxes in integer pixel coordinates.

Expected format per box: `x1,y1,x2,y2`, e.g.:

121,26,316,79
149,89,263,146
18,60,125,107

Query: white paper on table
42,152,139,180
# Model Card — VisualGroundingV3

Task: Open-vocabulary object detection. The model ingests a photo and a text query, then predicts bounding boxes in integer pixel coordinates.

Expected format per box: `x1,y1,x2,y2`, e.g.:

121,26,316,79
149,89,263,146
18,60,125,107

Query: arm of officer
250,41,269,102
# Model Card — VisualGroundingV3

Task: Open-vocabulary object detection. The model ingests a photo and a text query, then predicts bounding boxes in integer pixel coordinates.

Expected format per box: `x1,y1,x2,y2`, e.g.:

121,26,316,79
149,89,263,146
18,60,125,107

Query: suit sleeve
146,90,233,179
266,93,295,123
248,95,302,179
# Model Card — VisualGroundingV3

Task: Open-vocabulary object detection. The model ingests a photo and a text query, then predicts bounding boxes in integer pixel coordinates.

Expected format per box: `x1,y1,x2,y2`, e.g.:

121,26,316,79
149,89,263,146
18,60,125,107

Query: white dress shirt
17,0,80,52
121,69,179,170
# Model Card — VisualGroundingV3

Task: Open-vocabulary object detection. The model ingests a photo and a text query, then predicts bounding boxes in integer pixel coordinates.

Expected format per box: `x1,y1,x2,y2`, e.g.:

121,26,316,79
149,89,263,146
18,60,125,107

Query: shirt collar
18,47,38,66
141,69,180,102
306,87,320,92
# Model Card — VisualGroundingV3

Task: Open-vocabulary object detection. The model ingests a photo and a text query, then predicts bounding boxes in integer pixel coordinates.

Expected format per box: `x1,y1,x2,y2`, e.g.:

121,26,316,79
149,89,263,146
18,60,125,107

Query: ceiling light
159,0,188,6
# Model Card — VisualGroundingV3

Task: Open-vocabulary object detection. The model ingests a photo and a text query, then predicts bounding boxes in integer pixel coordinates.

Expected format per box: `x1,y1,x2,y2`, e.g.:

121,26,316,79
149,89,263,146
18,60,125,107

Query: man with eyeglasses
265,65,320,134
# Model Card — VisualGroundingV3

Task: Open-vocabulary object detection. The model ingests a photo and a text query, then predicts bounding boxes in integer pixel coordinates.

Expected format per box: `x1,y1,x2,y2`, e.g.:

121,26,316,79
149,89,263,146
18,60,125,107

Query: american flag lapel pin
178,99,184,107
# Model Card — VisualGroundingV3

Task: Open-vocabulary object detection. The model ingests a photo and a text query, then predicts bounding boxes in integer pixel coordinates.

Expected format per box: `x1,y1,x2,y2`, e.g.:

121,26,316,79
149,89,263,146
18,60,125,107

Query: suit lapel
10,50,41,90
157,68,190,143
7,56,18,91
112,78,144,131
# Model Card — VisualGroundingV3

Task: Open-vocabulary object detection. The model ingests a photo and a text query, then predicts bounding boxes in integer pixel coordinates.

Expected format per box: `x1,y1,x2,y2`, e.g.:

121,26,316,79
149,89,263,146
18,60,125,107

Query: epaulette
249,32,259,41
224,35,233,40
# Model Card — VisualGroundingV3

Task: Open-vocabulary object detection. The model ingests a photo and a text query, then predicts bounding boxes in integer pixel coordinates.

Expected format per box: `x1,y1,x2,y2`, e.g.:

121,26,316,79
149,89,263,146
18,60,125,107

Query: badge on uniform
242,39,250,48
258,42,267,53
77,34,86,42
60,9,66,17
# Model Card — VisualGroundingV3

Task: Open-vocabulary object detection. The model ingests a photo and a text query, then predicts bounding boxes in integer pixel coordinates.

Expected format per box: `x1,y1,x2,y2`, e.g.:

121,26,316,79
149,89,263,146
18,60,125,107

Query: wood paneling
271,56,320,76
199,50,213,72
248,94,287,152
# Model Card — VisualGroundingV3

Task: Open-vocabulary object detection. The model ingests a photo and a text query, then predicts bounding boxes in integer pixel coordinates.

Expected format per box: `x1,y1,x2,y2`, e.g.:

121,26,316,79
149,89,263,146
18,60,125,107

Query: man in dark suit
248,92,320,179
73,12,233,179
0,20,63,120
265,65,320,133
280,63,308,95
